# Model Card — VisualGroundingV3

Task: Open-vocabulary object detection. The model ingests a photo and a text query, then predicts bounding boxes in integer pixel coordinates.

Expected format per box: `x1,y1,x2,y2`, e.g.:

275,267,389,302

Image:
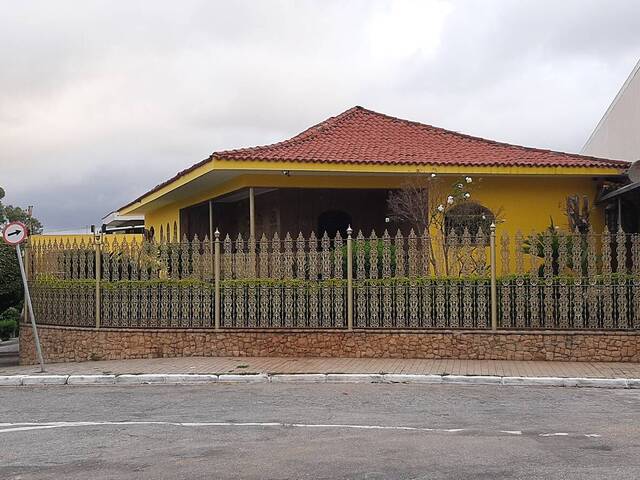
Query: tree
387,174,501,275
0,186,44,313
2,205,43,235
565,194,591,234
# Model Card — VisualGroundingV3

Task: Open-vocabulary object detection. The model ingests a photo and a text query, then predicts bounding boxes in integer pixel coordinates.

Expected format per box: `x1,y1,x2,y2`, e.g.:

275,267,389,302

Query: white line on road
0,421,603,439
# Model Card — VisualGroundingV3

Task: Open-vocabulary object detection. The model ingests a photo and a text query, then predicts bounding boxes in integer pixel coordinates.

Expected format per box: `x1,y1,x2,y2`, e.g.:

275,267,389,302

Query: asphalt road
1,383,639,479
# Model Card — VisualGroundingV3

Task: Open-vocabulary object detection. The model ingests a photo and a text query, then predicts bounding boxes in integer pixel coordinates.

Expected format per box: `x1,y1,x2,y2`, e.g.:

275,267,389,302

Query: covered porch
179,186,399,241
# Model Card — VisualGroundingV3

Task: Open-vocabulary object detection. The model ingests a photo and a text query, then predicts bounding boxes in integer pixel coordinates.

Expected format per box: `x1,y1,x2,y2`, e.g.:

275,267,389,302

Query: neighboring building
101,211,145,235
117,106,628,241
583,59,640,232
582,59,640,162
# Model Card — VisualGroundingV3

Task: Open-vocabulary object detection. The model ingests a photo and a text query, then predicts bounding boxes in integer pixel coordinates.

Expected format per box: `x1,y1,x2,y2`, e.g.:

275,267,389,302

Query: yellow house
117,106,628,242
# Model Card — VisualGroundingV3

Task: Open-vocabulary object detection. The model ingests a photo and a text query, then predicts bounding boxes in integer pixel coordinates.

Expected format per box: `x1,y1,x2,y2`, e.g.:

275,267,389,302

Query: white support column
209,200,214,281
618,197,622,230
209,200,214,241
249,187,256,239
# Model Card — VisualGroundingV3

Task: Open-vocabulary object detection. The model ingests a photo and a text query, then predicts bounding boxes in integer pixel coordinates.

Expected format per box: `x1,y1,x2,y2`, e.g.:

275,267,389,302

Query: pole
95,232,102,329
16,243,45,371
249,187,255,240
489,223,498,332
617,197,622,230
23,240,30,325
346,226,353,330
214,229,221,330
208,200,214,279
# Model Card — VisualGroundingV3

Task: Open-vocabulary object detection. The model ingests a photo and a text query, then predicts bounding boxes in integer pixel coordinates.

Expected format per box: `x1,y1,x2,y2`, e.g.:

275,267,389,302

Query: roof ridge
350,106,630,165
118,106,629,213
215,105,628,165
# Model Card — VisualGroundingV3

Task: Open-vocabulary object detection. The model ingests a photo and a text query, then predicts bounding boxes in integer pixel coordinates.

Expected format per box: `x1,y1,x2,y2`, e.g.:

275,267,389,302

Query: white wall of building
582,59,640,162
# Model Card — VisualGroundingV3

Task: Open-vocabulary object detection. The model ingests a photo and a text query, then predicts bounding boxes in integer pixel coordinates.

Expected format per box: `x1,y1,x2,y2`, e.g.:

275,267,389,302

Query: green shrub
341,240,397,276
0,319,17,340
0,243,22,313
0,306,20,322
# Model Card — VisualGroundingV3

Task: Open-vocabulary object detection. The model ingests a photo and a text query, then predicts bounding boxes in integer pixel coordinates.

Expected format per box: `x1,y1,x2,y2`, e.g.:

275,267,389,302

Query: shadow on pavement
0,338,19,367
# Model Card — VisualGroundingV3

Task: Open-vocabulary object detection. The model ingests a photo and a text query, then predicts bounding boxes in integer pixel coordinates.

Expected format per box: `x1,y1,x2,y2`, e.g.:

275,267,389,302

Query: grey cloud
1,0,639,230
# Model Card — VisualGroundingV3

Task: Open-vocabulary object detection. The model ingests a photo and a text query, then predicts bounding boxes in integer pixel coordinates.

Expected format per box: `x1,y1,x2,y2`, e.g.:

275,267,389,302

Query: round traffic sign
2,221,28,245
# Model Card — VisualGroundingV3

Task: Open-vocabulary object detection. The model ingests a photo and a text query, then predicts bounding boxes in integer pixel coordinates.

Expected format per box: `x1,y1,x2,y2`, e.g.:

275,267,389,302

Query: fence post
214,229,221,330
94,232,102,329
346,225,353,330
489,223,498,332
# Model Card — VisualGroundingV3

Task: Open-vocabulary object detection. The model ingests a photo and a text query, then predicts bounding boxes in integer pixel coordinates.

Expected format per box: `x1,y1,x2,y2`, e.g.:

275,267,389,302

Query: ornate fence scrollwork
28,227,640,330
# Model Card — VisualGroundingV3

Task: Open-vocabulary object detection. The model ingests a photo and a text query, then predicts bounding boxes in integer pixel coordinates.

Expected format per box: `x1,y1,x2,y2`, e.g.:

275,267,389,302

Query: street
1,383,639,479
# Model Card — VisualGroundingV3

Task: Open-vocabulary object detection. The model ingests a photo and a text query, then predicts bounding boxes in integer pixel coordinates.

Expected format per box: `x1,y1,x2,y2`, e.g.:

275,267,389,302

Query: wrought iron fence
219,232,346,328
25,227,640,330
497,229,640,329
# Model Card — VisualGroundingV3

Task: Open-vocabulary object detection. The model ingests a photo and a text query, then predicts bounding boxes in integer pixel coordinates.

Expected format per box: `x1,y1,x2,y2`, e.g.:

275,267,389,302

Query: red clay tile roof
120,106,628,211
214,106,629,169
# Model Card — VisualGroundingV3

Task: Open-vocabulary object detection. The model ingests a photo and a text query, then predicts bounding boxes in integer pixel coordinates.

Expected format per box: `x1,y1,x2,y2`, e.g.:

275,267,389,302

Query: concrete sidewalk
2,356,640,379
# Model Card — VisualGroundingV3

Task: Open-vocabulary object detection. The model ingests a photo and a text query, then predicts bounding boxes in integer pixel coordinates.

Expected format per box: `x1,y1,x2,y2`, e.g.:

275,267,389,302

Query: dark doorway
180,202,210,241
318,210,352,238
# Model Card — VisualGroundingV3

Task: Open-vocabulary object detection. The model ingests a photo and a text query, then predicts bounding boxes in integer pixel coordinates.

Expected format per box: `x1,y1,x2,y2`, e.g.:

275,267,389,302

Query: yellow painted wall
145,204,181,242
142,173,603,239
468,175,602,235
119,157,622,216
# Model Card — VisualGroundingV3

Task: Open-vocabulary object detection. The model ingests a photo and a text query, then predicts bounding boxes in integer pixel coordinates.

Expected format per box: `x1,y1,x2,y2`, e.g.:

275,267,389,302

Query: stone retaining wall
19,325,640,365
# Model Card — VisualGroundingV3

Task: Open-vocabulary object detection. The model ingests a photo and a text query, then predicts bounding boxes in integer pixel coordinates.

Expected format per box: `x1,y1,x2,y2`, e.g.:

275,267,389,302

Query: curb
0,373,638,388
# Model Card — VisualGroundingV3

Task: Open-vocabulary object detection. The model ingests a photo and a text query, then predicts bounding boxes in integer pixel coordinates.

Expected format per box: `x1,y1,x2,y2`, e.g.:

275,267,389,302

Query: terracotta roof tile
120,106,628,211
213,106,629,169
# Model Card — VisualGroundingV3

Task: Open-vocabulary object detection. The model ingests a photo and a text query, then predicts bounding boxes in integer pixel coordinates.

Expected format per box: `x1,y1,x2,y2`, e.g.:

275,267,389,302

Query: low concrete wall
19,325,640,365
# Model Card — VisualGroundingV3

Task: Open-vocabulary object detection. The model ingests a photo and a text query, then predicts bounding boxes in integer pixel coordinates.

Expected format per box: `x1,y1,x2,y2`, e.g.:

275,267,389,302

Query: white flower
464,192,471,199
437,204,445,212
456,183,464,189
431,173,437,178
465,176,472,183
447,195,454,205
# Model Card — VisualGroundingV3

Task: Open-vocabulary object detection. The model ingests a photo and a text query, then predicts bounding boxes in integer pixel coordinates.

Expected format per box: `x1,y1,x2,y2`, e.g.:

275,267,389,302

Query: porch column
249,187,255,239
209,200,215,281
618,197,622,229
208,200,214,241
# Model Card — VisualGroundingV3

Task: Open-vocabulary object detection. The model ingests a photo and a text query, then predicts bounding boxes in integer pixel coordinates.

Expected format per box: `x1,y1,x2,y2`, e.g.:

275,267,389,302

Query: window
444,202,494,240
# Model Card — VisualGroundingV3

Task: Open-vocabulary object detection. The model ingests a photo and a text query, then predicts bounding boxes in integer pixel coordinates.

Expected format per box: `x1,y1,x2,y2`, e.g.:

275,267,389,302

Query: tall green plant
522,218,588,276
0,186,44,311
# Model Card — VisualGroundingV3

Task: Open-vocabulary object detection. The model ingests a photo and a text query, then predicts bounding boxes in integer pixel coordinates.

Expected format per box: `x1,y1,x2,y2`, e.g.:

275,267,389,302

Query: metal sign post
3,221,45,371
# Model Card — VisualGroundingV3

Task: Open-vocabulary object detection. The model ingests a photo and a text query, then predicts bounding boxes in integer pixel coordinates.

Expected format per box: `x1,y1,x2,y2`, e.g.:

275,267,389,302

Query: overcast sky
2,0,639,231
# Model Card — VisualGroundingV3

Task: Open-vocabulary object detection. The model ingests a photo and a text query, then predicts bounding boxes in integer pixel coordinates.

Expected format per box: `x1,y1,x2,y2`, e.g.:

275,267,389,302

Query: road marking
0,421,603,439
